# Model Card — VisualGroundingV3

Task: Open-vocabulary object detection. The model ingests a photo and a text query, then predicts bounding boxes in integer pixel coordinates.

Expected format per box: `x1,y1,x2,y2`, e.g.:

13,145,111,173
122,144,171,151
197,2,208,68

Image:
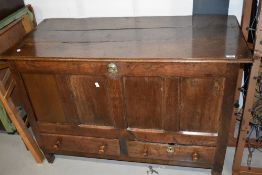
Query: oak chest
2,16,252,174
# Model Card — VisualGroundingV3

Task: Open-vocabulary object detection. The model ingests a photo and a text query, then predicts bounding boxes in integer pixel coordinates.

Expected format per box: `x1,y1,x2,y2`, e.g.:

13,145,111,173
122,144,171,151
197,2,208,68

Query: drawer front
127,141,215,164
40,134,120,156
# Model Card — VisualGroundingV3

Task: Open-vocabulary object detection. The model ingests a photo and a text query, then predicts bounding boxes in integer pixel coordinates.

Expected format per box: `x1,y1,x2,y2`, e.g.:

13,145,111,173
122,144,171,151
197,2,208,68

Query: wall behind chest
24,0,243,24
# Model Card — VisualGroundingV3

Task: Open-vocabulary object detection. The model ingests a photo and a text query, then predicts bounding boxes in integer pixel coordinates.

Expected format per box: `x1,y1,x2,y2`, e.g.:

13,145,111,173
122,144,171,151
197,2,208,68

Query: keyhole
95,82,100,88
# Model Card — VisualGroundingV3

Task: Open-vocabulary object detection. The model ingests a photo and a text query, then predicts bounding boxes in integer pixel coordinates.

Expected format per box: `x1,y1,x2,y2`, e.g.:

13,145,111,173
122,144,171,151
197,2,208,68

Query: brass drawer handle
53,140,61,149
192,152,199,161
166,145,175,153
98,145,106,154
107,63,118,74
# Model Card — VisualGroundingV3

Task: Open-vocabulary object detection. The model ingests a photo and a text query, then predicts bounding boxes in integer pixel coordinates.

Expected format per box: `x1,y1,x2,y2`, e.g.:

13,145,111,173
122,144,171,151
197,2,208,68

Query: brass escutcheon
107,63,118,74
166,145,175,153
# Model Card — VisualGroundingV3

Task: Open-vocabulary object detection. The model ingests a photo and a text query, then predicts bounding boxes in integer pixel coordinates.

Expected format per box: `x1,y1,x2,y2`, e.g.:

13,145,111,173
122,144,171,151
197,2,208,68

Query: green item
0,102,16,133
0,6,33,30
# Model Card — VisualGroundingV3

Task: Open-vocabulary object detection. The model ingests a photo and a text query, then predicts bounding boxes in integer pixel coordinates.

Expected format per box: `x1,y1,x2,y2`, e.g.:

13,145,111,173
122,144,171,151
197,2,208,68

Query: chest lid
2,15,252,63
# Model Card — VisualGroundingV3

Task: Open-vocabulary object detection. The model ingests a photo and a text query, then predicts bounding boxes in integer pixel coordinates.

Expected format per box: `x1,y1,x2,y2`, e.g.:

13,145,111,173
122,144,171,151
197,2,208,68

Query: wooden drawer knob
192,152,199,161
143,146,149,157
53,140,61,149
98,145,106,154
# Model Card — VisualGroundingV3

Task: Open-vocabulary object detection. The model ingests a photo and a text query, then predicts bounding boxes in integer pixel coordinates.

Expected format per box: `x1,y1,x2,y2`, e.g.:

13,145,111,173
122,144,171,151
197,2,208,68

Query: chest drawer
40,134,120,156
127,141,215,165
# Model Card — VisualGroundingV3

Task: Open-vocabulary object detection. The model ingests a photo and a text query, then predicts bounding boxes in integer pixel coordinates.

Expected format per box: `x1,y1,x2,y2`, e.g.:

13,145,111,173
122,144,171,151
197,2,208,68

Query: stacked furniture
0,4,43,163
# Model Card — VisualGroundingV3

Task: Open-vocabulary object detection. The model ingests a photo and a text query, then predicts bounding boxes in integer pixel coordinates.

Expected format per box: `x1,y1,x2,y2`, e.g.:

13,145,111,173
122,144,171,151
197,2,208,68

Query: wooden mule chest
2,16,252,174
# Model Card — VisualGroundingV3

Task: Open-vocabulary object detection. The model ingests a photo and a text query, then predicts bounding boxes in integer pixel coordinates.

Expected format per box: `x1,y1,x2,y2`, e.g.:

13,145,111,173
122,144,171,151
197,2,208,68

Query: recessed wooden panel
69,75,114,126
55,75,80,124
180,77,225,132
163,78,180,131
123,77,163,129
22,74,66,123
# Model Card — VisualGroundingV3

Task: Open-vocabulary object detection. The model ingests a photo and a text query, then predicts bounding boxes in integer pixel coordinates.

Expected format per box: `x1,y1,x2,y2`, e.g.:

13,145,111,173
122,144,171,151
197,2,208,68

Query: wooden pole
232,57,260,174
233,0,262,174
241,0,253,42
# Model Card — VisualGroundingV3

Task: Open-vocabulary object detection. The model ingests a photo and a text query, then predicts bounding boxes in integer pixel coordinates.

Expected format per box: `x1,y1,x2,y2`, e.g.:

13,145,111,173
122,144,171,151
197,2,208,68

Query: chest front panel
18,61,237,146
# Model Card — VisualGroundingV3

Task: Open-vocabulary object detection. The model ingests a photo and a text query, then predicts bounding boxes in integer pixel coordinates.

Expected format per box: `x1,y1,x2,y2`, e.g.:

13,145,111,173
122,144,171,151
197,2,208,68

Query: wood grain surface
2,16,251,62
2,16,252,174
